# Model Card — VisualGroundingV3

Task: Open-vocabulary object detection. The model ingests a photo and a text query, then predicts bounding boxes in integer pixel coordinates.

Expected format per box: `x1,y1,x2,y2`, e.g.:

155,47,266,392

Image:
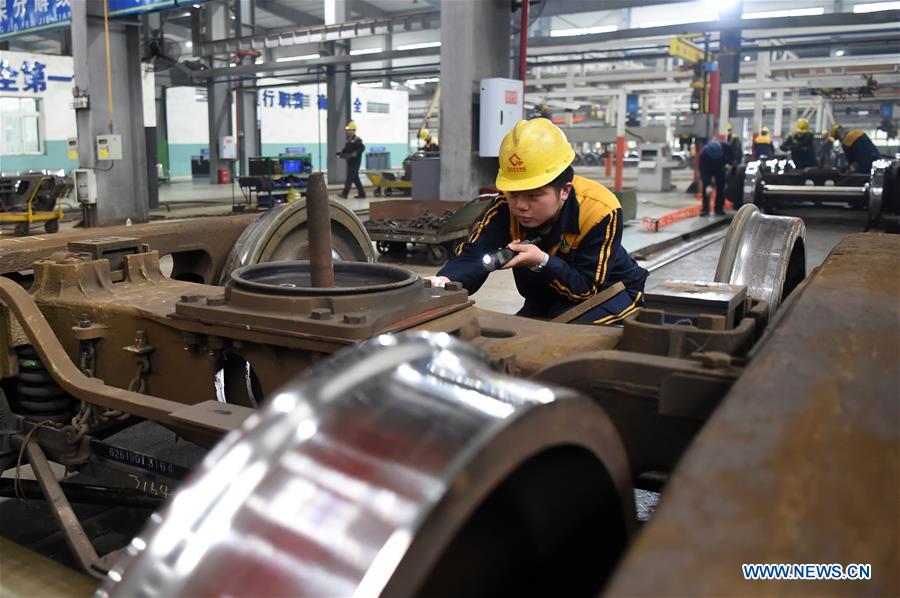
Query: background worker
337,121,366,199
831,124,882,173
425,119,647,325
752,126,775,159
780,118,818,169
419,129,440,154
726,123,743,165
817,130,836,168
698,140,736,217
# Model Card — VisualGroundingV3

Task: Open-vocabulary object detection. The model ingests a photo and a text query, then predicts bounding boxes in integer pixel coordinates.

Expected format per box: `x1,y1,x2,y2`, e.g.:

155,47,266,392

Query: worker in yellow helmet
419,128,439,154
753,126,774,159
780,118,817,168
425,118,648,325
830,124,882,173
337,121,366,199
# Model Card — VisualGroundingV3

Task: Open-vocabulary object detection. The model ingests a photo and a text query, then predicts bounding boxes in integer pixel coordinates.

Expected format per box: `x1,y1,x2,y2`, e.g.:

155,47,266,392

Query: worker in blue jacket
831,124,882,173
425,118,648,325
698,140,736,216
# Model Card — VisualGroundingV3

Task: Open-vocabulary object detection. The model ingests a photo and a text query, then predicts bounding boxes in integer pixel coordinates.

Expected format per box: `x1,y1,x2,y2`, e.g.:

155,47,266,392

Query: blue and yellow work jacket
438,175,648,318
841,130,881,173
753,135,774,159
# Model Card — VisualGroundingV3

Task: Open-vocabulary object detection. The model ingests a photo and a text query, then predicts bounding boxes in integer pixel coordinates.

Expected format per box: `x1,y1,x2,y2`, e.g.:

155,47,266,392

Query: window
1,97,43,155
367,101,390,114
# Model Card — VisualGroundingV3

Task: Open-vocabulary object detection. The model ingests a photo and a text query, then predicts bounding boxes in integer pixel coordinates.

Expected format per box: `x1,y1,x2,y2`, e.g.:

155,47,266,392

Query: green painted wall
167,143,208,178
0,140,77,174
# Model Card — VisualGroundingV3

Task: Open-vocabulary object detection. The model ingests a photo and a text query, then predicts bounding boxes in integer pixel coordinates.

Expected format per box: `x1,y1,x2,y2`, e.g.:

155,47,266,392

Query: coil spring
14,346,75,422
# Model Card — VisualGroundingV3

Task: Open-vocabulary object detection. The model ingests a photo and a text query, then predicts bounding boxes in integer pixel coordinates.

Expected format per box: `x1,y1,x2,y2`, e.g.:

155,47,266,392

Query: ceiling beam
529,10,900,48
351,0,388,19
255,0,323,27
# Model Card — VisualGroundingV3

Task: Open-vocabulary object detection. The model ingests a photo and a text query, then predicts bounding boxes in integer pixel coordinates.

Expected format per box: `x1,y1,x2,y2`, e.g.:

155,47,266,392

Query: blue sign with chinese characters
0,0,71,40
0,0,207,40
258,90,326,111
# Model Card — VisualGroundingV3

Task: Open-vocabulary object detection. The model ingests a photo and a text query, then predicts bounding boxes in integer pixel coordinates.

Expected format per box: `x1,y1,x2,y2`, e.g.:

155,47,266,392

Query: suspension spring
14,346,76,423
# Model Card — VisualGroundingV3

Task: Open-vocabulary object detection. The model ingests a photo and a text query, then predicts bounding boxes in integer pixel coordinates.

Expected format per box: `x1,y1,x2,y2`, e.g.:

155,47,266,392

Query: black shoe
699,210,710,217
338,193,348,199
355,193,366,199
714,210,726,216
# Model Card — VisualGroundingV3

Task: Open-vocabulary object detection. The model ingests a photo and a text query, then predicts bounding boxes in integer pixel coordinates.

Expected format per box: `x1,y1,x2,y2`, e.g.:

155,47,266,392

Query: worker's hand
502,241,546,269
424,275,451,288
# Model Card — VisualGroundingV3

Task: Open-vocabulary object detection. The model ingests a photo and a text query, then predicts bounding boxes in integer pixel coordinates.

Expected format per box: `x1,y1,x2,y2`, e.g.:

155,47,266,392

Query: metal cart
0,174,69,236
365,195,495,265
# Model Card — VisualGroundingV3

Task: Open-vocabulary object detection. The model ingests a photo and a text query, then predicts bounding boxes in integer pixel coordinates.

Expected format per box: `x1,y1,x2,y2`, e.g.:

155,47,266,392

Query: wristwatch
530,251,550,273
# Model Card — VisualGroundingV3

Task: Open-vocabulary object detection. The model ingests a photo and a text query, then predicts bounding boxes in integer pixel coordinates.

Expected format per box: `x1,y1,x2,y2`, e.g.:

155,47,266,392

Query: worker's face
506,182,572,229
346,130,355,139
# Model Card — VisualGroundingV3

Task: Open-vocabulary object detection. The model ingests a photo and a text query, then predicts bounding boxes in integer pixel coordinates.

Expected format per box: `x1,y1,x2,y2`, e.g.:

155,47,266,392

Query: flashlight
482,237,541,272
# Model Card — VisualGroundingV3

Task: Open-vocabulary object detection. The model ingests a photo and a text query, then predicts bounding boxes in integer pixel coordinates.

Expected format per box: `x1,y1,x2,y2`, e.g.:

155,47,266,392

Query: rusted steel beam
25,442,105,579
606,233,900,597
0,276,250,440
305,173,335,288
0,215,257,282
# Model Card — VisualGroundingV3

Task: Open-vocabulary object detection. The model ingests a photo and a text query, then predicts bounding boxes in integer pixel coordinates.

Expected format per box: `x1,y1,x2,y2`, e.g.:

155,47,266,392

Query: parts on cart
0,174,70,236
99,332,634,598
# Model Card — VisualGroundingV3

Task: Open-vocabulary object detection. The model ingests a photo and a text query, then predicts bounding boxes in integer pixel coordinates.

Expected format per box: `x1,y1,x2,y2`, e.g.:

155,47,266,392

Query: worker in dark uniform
425,118,647,325
817,130,835,168
752,126,774,160
698,140,736,217
338,121,366,199
831,124,882,173
726,123,743,165
419,128,440,154
780,118,818,169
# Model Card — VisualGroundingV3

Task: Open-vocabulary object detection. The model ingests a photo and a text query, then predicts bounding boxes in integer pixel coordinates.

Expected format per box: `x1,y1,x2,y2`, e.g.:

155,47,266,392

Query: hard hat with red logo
495,118,575,192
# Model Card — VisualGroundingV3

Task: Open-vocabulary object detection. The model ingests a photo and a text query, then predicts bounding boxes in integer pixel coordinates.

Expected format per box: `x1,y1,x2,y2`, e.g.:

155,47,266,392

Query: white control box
479,78,524,157
96,134,122,160
72,169,97,205
220,135,237,160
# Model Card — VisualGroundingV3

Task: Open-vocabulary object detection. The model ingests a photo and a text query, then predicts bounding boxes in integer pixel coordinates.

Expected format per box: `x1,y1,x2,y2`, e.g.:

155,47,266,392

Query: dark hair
548,165,574,194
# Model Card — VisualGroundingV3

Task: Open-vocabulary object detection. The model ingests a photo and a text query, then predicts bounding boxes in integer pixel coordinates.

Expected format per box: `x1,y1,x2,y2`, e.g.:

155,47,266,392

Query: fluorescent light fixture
255,58,264,64
357,81,384,87
397,41,441,51
185,41,193,48
639,16,717,28
858,110,870,115
405,77,440,85
275,53,320,62
743,54,751,61
835,49,845,56
550,24,618,37
853,1,900,12
192,3,200,7
743,7,824,19
349,47,384,56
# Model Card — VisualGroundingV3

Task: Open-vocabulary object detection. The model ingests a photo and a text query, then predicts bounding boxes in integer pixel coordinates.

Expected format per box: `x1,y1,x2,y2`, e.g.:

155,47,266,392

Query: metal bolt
343,313,367,325
310,308,333,320
78,314,91,328
444,282,463,291
206,296,226,306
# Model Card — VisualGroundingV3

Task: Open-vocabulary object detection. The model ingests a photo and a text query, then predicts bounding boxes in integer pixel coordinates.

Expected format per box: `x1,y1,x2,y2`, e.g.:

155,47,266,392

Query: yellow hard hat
830,124,843,138
419,128,430,140
345,121,357,131
821,130,830,138
796,118,809,133
727,122,733,131
760,126,770,135
495,118,575,192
